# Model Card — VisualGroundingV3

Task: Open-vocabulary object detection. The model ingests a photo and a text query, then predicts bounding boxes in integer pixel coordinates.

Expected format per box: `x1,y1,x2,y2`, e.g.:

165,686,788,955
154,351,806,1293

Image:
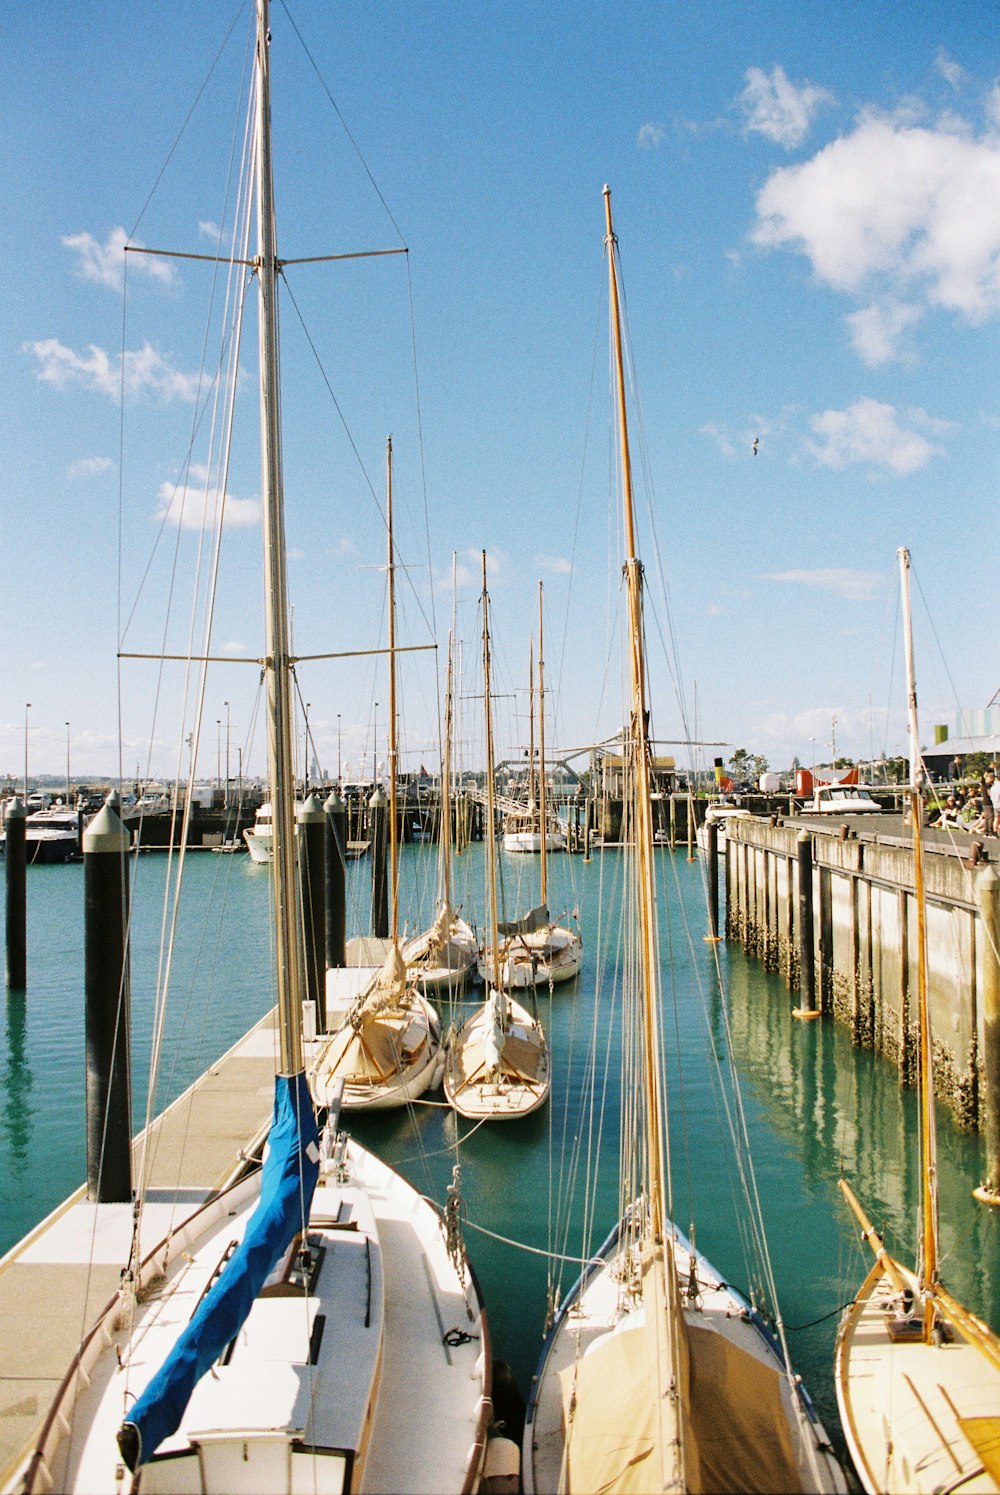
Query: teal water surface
3,839,1000,1460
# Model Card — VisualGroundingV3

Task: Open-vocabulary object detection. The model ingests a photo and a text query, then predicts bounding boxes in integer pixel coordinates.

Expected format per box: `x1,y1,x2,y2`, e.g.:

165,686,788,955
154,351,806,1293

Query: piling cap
369,785,388,809
84,800,131,854
324,787,345,814
4,796,25,821
296,792,327,824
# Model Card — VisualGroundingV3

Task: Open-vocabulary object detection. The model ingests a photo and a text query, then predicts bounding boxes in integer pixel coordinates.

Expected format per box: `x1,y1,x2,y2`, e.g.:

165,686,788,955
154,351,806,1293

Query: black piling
83,796,132,1203
4,798,26,990
794,829,818,1019
298,794,327,1035
369,785,389,938
324,788,347,973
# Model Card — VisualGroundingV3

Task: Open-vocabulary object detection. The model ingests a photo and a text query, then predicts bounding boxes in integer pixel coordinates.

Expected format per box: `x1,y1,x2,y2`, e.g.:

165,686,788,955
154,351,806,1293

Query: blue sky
4,0,999,785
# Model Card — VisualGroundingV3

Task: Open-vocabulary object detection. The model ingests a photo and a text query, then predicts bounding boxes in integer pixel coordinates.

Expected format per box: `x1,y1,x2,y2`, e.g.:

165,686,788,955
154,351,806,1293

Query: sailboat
402,631,479,996
10,10,490,1490
443,552,551,1121
308,437,444,1110
521,187,846,1495
481,583,582,990
835,546,1000,1495
503,627,565,856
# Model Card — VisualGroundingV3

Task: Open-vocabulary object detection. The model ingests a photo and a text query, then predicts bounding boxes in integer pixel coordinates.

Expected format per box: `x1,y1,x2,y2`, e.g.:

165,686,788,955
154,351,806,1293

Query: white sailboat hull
836,1258,1000,1495
502,830,566,854
524,1209,847,1495
444,993,550,1120
309,996,443,1112
14,1139,490,1495
477,925,582,989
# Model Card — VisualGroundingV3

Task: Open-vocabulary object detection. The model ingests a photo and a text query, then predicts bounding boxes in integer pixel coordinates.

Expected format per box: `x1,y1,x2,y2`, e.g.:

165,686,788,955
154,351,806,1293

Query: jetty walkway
0,1011,279,1485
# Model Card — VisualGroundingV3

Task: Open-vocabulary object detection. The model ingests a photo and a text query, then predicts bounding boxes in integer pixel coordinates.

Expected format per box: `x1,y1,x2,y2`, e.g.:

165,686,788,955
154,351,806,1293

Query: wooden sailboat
835,546,1000,1495
488,582,582,988
8,10,490,1491
444,553,551,1121
309,437,443,1110
403,630,479,996
521,186,845,1495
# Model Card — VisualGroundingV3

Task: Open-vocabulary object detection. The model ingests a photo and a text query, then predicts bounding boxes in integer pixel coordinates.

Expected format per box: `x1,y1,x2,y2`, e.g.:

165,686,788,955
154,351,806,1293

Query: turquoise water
3,839,1000,1458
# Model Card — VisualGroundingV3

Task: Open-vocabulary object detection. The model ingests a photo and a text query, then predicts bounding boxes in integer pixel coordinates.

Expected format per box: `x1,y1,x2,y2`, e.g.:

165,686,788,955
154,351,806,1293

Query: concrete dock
0,1010,280,1487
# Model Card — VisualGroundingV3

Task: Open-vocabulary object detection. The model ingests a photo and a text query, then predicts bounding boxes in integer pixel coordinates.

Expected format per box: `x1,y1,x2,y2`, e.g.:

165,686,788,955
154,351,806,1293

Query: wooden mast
899,545,939,1328
604,184,667,1247
439,631,454,909
538,581,548,908
387,436,399,945
481,552,501,987
256,0,301,1076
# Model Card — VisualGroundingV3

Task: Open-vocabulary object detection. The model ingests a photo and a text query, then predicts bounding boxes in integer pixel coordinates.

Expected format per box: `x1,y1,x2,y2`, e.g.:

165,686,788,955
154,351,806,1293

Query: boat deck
0,1011,281,1488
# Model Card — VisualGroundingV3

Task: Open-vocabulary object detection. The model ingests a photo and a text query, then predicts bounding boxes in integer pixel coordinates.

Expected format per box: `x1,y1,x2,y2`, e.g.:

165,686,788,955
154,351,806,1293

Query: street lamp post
337,714,342,786
24,704,31,798
65,721,71,804
216,720,221,795
224,700,230,808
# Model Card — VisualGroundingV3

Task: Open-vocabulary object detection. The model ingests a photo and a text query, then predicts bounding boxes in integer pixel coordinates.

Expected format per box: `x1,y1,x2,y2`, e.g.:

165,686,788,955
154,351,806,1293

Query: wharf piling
4,799,26,990
369,785,389,939
298,794,327,1033
976,866,1000,1200
724,814,1000,1132
324,788,347,970
83,797,132,1204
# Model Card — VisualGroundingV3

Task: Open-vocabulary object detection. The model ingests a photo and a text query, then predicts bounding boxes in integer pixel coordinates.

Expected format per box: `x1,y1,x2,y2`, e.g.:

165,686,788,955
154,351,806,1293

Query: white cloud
737,65,834,149
155,464,260,532
637,121,665,150
845,300,923,365
536,554,572,574
752,114,1000,359
935,50,963,91
67,455,114,479
805,398,946,475
62,226,177,292
222,640,249,654
758,568,883,601
24,338,205,402
199,221,223,243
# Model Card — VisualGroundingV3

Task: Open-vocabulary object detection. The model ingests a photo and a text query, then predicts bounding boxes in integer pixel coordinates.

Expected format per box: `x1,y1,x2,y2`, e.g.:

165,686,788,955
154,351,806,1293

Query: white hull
15,1138,490,1495
478,925,582,989
525,1210,847,1495
502,830,566,854
243,827,273,863
444,992,550,1120
403,915,478,999
836,1258,1000,1494
309,994,443,1112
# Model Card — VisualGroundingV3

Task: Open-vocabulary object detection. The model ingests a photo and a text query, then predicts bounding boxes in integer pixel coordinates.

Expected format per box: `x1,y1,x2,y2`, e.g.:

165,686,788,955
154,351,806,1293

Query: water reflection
722,948,1000,1334
2,993,33,1178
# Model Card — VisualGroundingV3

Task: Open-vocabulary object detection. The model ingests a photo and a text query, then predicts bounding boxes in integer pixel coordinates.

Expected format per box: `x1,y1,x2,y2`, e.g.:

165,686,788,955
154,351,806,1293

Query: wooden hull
443,994,550,1119
309,996,443,1112
836,1258,1000,1494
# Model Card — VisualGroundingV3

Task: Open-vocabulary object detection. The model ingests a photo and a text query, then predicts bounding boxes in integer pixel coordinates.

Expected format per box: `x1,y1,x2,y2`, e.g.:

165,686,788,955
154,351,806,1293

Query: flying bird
752,435,759,456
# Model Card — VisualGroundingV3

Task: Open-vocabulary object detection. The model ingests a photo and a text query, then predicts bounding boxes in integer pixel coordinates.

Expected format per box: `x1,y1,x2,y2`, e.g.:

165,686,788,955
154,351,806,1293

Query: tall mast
256,0,301,1076
528,637,536,815
538,581,548,908
604,184,667,1246
439,631,454,908
898,545,939,1321
605,183,683,1495
481,552,501,986
387,436,399,944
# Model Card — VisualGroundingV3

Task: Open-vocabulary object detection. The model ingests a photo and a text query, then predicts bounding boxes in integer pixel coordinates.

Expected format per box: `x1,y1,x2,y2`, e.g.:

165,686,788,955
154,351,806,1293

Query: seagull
752,435,759,456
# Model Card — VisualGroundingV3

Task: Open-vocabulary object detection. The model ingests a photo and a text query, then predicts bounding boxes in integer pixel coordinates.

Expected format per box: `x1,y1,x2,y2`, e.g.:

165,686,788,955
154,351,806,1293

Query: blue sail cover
119,1070,319,1470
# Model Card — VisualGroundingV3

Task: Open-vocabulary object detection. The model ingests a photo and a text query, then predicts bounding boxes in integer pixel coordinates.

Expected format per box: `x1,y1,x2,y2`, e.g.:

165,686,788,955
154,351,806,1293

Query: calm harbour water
3,836,1000,1459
